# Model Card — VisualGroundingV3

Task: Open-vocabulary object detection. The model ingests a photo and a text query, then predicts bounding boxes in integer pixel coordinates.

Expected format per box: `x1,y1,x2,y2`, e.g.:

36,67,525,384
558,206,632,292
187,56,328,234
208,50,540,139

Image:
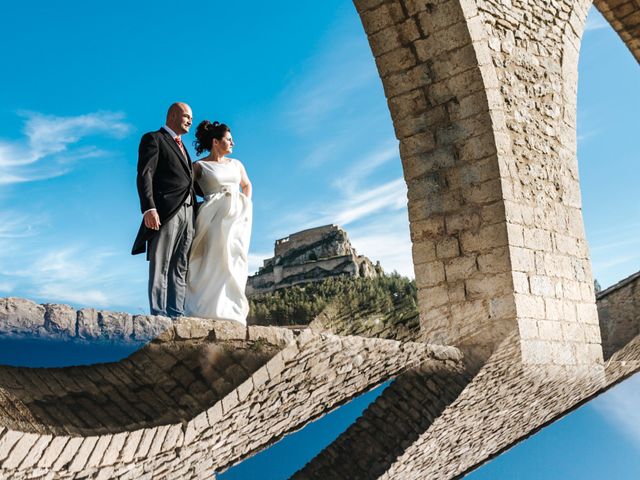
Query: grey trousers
147,203,194,317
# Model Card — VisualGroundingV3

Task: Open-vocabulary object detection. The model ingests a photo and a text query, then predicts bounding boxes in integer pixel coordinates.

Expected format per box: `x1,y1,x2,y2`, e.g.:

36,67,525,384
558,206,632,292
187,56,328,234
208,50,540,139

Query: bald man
132,103,196,317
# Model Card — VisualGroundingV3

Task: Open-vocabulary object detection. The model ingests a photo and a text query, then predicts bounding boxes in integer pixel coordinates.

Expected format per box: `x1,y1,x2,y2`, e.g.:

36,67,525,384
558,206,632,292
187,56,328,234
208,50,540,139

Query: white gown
185,159,252,324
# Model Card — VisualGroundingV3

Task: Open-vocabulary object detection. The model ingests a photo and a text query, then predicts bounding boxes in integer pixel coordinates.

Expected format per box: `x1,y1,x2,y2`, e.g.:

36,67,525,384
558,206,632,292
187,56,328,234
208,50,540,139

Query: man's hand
143,209,161,230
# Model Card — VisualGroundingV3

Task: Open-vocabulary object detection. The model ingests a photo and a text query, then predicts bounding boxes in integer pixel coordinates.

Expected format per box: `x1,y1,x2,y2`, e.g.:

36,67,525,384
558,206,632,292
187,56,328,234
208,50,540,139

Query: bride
185,120,252,325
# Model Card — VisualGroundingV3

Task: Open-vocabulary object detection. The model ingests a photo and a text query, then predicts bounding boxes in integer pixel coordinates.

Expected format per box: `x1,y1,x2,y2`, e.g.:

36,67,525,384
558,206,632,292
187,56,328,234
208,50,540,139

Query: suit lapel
159,128,192,175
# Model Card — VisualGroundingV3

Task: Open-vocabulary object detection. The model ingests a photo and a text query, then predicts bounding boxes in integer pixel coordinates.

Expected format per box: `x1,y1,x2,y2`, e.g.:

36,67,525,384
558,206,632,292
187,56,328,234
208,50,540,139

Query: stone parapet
0,298,462,479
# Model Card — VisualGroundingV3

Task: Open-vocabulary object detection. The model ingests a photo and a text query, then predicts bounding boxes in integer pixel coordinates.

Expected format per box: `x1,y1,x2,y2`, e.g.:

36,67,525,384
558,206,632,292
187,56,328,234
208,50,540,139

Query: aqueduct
1,0,640,478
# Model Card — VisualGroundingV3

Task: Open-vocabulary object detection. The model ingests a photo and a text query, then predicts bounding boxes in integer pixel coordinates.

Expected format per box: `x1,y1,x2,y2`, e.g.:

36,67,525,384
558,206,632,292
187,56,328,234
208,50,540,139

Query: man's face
169,104,192,135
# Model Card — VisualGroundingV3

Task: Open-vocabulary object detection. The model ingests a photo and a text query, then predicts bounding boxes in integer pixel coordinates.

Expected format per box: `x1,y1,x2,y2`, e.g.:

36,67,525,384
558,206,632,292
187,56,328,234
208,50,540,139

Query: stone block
538,320,562,342
67,436,98,472
514,293,546,319
414,21,471,62
518,318,538,339
411,216,446,242
436,237,460,259
523,228,553,252
376,46,417,77
85,435,112,469
520,339,551,365
459,223,508,253
98,310,133,340
161,425,184,453
544,298,564,321
133,315,173,342
247,325,294,347
37,436,70,469
213,320,246,341
389,89,428,121
1,432,38,469
509,247,535,272
415,261,446,288
551,342,576,366
0,297,45,335
412,240,437,264
400,131,437,157
359,2,406,34
477,246,510,274
444,255,477,282
174,317,214,340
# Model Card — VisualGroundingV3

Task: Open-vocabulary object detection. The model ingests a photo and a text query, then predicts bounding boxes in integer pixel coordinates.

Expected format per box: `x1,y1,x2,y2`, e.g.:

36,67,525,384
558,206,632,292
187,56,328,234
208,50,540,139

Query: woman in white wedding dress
185,121,252,324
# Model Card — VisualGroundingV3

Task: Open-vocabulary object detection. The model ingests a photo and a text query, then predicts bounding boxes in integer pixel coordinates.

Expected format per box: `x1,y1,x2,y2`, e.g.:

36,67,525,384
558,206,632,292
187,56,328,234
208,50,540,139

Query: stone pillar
353,0,610,366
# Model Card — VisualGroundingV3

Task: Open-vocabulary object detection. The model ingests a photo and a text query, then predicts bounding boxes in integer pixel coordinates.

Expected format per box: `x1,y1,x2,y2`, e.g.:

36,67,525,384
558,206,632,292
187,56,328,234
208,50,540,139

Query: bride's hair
193,120,231,156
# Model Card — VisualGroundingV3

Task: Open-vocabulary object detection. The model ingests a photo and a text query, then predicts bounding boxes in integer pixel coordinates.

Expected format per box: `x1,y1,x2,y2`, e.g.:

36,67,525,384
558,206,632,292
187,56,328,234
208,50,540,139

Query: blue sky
0,1,638,478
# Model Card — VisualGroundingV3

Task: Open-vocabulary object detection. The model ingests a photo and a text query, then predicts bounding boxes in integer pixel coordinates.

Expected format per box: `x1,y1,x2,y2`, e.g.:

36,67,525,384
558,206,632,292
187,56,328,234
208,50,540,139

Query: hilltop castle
246,224,383,296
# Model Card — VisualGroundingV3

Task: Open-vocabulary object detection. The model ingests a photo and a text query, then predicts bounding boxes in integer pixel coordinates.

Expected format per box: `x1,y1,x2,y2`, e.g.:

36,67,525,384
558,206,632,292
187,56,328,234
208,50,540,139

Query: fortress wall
274,225,341,258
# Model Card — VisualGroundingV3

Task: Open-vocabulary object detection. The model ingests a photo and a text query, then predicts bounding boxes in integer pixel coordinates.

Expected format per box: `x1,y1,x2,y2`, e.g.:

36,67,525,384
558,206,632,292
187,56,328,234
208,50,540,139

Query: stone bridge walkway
0,298,462,479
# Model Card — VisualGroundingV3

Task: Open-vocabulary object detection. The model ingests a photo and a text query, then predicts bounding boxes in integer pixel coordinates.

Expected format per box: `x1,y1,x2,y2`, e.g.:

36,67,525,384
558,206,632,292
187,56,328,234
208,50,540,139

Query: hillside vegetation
248,273,420,341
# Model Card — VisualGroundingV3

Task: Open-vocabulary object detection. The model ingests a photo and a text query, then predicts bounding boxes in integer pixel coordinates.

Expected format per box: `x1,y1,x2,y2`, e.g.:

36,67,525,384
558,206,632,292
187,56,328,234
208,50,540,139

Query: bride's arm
238,161,252,199
193,161,202,180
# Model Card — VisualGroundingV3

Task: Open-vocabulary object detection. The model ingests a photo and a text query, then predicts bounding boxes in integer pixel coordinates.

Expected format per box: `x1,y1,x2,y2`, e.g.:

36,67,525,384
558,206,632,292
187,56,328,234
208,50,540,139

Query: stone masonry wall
474,0,601,366
597,270,640,359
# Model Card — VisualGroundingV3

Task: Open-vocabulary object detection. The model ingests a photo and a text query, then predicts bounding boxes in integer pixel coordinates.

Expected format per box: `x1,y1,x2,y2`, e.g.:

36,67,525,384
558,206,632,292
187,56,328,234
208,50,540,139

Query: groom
132,102,196,317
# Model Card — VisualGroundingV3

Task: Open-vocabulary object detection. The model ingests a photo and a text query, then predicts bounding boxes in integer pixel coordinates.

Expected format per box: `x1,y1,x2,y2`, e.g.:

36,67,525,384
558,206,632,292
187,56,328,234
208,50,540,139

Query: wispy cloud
592,374,640,449
349,213,414,278
282,34,379,136
0,110,131,185
0,213,144,311
248,251,272,276
332,142,399,189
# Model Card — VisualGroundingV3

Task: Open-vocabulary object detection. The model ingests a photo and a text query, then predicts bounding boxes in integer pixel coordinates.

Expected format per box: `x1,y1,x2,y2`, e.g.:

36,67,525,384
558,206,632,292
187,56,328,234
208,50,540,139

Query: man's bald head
166,102,193,135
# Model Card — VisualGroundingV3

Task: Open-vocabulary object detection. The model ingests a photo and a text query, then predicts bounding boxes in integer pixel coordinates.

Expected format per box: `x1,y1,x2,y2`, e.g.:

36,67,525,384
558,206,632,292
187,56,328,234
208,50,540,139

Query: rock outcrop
247,225,382,296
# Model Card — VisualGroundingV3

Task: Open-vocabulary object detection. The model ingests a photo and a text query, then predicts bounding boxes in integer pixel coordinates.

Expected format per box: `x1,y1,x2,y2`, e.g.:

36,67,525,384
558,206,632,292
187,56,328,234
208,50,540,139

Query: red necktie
175,136,185,154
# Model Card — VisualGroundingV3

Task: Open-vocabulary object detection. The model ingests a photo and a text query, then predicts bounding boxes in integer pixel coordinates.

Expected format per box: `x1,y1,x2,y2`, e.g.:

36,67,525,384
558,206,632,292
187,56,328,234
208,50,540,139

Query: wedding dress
185,159,252,324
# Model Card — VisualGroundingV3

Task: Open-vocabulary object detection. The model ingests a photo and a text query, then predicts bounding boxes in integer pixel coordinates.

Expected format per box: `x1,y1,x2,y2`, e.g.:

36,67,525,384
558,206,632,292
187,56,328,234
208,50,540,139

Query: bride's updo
193,120,231,156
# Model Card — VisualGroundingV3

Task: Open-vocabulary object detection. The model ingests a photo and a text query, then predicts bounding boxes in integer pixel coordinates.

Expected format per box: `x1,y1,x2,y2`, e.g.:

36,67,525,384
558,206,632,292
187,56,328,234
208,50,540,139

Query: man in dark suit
132,102,195,317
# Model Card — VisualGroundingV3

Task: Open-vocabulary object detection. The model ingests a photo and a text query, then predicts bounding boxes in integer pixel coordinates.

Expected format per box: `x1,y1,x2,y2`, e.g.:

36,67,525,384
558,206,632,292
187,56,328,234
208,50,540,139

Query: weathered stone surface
247,224,383,295
44,303,77,337
0,297,45,335
133,315,173,342
174,317,214,340
247,325,295,347
77,308,101,340
98,311,133,341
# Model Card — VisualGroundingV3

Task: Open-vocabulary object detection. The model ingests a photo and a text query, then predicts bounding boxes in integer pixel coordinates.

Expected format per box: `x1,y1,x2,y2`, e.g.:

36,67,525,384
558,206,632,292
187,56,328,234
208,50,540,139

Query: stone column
353,0,612,366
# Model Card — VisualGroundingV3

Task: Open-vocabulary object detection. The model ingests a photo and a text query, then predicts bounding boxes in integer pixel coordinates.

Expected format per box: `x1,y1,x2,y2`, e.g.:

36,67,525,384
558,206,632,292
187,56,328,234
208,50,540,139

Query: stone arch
353,0,640,367
593,0,640,62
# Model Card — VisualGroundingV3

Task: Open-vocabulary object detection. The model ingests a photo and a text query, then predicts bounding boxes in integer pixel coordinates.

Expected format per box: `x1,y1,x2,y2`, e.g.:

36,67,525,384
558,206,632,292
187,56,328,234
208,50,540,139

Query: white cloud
248,251,272,276
0,110,131,184
332,142,400,190
0,214,143,311
592,373,640,449
349,213,414,278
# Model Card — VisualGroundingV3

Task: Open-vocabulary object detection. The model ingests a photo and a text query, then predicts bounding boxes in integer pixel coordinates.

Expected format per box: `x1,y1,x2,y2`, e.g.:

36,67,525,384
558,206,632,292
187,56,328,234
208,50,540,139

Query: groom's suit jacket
132,128,196,256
